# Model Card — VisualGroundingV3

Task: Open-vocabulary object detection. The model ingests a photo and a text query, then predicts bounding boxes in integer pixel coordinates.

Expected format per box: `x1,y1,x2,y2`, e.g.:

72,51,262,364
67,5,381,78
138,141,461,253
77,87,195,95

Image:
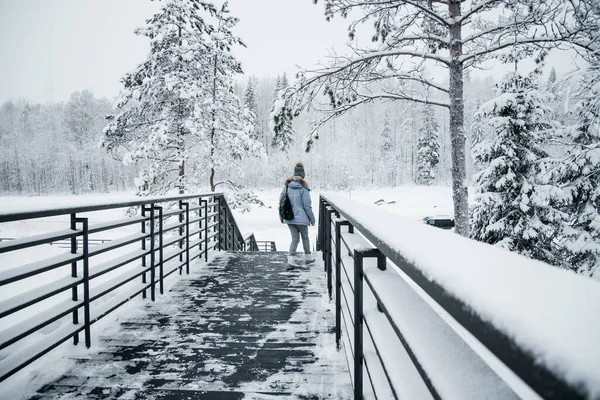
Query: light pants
288,224,310,255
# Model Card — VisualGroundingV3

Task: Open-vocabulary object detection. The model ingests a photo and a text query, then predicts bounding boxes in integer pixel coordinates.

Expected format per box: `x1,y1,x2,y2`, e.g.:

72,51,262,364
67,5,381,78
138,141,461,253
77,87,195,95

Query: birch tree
272,0,586,237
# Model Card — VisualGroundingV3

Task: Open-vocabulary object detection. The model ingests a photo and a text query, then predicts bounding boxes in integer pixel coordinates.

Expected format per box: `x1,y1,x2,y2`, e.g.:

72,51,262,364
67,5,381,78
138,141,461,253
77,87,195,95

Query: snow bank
323,193,600,398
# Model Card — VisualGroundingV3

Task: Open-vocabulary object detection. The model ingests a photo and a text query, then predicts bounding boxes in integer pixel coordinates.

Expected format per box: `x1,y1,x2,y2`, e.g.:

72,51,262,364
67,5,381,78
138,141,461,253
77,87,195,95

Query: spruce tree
416,106,440,185
379,110,397,185
244,76,261,141
552,51,600,276
470,72,563,265
271,74,294,152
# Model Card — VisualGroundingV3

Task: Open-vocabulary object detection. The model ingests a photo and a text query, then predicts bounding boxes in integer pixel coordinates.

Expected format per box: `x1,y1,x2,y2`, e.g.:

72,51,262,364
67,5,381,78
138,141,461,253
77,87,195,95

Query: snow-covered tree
103,0,262,195
550,1,600,278
416,106,440,186
271,74,294,152
379,110,397,185
197,2,264,191
469,99,487,175
470,72,563,265
244,76,261,141
102,0,213,195
272,0,587,237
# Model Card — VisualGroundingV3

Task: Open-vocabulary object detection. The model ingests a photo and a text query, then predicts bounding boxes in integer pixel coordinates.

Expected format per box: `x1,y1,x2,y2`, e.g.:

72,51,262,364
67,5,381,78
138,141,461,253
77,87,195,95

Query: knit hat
294,162,305,178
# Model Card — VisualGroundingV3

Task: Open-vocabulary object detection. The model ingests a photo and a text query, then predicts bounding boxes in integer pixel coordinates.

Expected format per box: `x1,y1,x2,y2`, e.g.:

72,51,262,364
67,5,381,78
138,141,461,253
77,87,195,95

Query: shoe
304,254,316,264
287,255,300,268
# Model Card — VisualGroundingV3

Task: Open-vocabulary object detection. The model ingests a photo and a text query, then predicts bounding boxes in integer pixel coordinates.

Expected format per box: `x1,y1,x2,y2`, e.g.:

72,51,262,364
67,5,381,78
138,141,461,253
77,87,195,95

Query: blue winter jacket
279,177,315,226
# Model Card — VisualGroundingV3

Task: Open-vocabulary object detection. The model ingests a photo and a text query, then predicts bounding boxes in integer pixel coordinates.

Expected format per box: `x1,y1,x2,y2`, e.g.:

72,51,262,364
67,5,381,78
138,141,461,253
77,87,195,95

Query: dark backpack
281,186,294,220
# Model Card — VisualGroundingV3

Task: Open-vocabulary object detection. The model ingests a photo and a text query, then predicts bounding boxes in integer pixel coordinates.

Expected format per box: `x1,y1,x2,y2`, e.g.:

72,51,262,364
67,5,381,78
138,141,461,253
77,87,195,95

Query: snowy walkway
30,252,351,399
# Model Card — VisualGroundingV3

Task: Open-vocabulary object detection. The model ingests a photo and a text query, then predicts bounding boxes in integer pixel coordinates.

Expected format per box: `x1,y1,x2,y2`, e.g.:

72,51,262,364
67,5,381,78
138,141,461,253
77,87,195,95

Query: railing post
154,205,164,295
183,201,190,274
317,196,324,251
354,251,365,400
70,213,79,345
223,206,228,250
335,220,351,349
141,206,147,298
178,200,184,274
75,217,91,348
216,196,223,250
149,205,155,301
325,207,335,273
201,198,208,262
198,198,202,251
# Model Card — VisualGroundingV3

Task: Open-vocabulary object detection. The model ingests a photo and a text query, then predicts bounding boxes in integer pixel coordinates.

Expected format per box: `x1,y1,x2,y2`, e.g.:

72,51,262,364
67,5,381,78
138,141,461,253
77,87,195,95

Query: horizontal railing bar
0,229,82,254
188,216,203,226
89,249,150,280
206,221,218,231
362,300,405,399
340,279,355,325
0,276,83,319
206,231,219,241
163,235,184,249
89,265,152,303
162,220,186,234
187,206,202,213
0,252,83,286
88,232,150,257
163,247,186,264
0,321,85,382
188,237,203,250
163,262,183,280
89,280,150,325
0,299,82,352
188,228,202,238
162,208,186,218
0,192,222,223
88,215,149,234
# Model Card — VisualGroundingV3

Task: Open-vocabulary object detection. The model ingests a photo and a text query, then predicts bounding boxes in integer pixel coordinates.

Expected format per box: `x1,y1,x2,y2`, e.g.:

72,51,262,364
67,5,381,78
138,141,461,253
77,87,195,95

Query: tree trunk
210,167,216,192
179,160,185,194
449,0,469,237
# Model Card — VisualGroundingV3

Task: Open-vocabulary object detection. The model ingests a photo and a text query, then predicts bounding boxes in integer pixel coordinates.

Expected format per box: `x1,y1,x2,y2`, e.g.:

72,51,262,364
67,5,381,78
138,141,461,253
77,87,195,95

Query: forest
1,0,599,278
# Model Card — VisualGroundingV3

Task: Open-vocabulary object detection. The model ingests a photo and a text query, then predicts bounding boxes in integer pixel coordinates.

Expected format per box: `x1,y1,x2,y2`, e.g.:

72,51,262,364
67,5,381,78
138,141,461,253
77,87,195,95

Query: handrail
0,192,219,223
0,192,247,383
318,194,599,400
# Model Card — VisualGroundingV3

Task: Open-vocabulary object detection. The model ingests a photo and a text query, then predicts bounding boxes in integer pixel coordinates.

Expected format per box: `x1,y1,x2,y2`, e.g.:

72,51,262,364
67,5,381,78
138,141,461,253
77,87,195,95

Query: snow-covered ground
233,185,456,253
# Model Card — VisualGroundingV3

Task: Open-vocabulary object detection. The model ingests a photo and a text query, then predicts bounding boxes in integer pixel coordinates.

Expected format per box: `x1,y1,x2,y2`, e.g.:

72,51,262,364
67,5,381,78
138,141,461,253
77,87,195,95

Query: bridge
0,192,598,399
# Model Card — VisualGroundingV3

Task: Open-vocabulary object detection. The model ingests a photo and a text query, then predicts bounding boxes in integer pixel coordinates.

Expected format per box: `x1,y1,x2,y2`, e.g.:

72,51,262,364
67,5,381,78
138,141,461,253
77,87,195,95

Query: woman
279,162,316,268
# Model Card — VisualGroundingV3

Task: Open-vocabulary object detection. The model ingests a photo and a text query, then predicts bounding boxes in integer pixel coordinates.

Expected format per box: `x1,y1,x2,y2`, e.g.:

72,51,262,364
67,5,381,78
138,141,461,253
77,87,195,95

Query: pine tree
379,110,397,185
416,106,440,185
470,72,563,265
470,100,487,174
244,76,261,141
102,0,213,195
102,0,262,195
271,74,294,152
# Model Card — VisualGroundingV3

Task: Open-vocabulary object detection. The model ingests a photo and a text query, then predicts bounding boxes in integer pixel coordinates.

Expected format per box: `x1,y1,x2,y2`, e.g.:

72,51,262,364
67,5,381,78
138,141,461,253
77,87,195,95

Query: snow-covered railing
0,192,250,382
317,194,600,400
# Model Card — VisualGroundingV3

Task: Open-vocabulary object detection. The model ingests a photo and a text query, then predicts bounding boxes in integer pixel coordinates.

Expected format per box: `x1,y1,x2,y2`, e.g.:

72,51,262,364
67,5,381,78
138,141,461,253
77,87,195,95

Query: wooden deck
32,252,351,399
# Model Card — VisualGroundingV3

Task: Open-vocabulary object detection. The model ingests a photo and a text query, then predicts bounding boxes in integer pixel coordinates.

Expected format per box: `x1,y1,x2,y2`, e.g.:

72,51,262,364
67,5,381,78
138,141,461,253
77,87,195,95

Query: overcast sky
0,0,580,104
0,0,349,103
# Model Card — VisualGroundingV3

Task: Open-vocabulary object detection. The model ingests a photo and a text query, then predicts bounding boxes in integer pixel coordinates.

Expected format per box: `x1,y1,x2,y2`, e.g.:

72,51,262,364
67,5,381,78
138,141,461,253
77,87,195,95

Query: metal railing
242,235,276,252
317,194,590,400
0,192,251,382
